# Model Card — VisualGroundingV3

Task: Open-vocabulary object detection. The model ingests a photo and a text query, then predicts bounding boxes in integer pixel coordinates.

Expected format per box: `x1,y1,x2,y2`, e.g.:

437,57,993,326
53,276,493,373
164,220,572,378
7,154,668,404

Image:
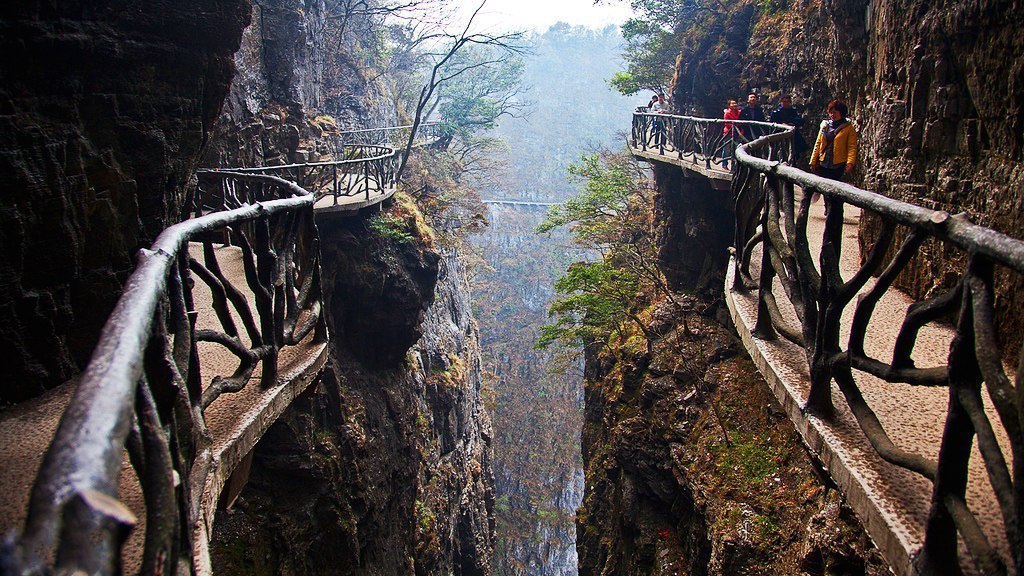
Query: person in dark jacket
770,94,807,161
738,93,766,140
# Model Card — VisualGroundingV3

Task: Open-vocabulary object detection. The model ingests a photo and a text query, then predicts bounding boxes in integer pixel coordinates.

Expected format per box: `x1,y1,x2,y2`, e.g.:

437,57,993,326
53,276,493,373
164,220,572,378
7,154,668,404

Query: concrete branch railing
335,121,442,147
2,172,327,575
630,111,785,171
632,109,1023,574
209,144,400,207
732,124,1022,574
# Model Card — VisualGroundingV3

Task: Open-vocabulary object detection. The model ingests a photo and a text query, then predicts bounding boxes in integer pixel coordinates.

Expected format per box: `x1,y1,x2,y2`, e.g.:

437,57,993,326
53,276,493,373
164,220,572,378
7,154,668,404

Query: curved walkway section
630,111,1021,576
1,173,328,575
2,124,438,575
725,199,1002,576
211,144,401,214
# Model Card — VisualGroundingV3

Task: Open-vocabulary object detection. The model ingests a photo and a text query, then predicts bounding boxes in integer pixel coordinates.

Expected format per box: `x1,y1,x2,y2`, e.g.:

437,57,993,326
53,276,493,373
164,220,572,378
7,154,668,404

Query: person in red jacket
721,99,741,169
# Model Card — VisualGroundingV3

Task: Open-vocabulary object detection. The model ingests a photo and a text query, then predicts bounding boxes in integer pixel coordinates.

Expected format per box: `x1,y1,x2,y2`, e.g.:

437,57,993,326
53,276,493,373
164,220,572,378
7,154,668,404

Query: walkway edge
192,341,329,575
725,257,918,576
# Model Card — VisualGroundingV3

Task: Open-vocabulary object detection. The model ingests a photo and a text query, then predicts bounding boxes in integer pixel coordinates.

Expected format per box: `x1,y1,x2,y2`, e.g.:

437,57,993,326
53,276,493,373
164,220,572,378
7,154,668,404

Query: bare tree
394,1,526,180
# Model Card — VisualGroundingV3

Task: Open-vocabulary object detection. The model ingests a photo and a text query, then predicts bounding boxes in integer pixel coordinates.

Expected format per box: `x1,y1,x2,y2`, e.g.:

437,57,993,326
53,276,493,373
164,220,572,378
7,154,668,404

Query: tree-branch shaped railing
732,127,1023,575
211,144,399,207
335,121,441,147
630,112,774,170
3,172,327,574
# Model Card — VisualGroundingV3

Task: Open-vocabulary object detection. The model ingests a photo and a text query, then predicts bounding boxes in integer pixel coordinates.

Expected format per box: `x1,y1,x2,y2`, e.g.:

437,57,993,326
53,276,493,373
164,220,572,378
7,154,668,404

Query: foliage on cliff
610,0,818,114
538,152,661,351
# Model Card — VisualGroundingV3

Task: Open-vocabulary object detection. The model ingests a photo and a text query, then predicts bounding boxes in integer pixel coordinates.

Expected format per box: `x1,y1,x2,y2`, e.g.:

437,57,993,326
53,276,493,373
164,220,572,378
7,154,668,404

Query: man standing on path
770,94,808,162
650,93,668,148
739,93,766,141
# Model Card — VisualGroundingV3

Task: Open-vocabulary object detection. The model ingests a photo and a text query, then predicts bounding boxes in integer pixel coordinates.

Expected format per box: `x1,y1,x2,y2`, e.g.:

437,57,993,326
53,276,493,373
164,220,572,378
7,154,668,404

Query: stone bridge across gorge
631,111,1023,576
0,129,438,575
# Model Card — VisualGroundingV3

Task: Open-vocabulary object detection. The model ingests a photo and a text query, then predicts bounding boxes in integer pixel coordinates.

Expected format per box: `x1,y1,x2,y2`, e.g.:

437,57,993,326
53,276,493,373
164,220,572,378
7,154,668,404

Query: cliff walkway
0,133,423,574
630,111,1023,576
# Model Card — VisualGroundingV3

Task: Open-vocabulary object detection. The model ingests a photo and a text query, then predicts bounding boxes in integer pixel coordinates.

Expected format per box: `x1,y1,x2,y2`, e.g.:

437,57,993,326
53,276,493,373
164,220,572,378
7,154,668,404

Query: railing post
752,175,776,340
333,164,338,205
918,258,987,575
364,158,370,202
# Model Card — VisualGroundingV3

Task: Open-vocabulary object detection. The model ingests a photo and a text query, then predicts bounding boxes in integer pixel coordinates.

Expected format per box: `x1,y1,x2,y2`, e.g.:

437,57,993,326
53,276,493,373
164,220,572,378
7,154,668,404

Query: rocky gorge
575,0,1024,574
0,0,495,573
1,0,1022,574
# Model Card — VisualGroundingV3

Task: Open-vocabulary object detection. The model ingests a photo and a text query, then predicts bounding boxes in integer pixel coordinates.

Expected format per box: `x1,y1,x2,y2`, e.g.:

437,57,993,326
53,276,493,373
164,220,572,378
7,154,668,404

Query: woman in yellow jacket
810,99,858,182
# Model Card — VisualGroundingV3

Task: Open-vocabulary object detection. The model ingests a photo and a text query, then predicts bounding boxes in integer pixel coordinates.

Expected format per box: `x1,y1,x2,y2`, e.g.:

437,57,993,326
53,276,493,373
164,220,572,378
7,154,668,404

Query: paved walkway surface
0,243,327,573
725,193,1011,576
312,178,395,213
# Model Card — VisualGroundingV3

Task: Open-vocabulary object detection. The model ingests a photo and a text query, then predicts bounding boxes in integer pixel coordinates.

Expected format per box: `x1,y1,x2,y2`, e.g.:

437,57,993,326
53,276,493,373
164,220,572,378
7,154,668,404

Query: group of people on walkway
724,93,858,182
645,91,858,183
720,93,857,181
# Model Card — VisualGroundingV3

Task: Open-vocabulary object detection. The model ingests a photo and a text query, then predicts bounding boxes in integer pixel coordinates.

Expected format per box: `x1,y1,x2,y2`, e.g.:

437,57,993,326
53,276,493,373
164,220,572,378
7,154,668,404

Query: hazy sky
455,0,634,33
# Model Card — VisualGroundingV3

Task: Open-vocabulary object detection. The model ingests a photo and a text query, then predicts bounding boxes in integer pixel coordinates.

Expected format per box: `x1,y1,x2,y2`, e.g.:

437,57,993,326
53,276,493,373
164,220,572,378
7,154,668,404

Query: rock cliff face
0,0,251,402
210,211,495,574
651,165,734,295
576,168,887,575
202,0,393,169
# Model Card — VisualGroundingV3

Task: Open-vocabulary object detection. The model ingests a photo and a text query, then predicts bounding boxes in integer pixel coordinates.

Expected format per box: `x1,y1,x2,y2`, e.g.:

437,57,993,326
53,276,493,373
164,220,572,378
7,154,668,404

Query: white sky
453,0,634,33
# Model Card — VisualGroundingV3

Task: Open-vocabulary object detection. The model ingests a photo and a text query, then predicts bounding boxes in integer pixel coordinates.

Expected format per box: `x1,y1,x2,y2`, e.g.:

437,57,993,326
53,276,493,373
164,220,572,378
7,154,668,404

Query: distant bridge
483,199,560,208
0,132,424,574
631,111,1023,576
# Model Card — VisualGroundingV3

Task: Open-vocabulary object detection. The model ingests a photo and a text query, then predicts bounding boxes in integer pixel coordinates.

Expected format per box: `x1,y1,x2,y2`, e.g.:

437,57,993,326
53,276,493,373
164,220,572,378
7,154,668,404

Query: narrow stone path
725,193,1010,576
0,243,327,573
311,174,395,213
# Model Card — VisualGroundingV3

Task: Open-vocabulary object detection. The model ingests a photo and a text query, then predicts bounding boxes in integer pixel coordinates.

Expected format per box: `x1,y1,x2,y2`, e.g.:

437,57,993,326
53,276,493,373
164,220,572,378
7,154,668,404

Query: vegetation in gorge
607,0,718,95
537,152,662,351
471,24,635,574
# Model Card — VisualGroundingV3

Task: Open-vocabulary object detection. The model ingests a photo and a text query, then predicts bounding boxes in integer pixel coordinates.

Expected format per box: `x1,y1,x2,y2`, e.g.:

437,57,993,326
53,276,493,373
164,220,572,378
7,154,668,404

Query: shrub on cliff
537,151,666,350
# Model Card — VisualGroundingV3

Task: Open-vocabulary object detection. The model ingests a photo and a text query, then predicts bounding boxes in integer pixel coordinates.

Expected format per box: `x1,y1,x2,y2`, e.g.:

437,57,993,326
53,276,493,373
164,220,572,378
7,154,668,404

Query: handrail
631,108,1023,574
730,127,1023,573
335,121,442,146
630,111,787,171
5,173,327,574
200,144,400,207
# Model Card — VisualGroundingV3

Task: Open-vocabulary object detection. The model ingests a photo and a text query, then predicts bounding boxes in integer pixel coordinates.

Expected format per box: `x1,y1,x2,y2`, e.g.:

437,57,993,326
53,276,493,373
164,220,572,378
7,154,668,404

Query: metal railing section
335,121,441,147
732,129,1023,574
4,172,327,574
630,111,788,170
209,144,399,207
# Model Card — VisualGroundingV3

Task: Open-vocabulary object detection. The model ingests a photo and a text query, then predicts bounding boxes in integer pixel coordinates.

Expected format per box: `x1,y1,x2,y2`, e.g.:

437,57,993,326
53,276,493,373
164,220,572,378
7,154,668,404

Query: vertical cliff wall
0,1,251,402
210,207,495,574
202,0,393,169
